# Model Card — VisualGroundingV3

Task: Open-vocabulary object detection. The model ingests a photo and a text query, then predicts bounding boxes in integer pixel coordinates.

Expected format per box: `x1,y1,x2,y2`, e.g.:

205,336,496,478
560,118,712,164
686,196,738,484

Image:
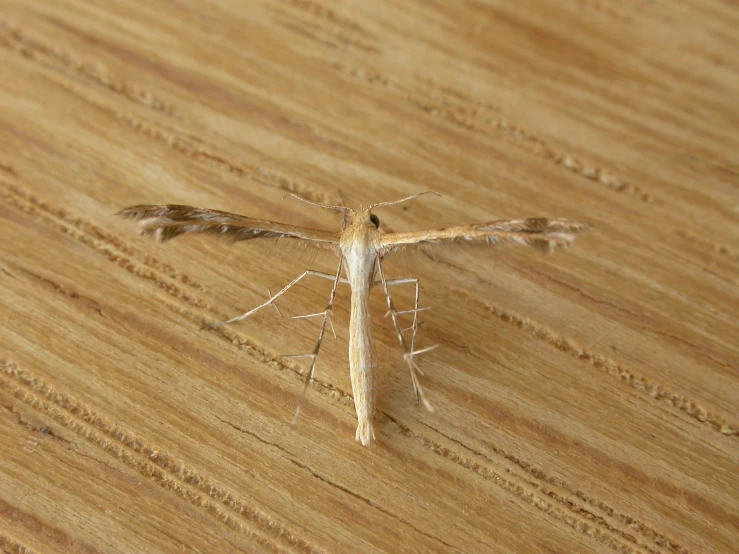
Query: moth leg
286,260,345,425
204,270,347,329
374,277,432,357
374,261,437,412
266,287,283,318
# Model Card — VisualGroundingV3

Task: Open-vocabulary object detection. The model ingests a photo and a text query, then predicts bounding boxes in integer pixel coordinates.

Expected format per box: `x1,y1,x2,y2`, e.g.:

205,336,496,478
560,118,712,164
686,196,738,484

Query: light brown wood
1,1,737,552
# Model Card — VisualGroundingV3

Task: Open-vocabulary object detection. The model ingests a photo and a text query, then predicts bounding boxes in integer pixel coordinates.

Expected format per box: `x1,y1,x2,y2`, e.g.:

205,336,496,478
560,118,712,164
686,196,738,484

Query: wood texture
1,1,737,552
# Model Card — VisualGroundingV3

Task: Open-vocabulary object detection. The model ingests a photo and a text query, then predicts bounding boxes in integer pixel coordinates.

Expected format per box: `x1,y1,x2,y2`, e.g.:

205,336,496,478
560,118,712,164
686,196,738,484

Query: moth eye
370,214,380,228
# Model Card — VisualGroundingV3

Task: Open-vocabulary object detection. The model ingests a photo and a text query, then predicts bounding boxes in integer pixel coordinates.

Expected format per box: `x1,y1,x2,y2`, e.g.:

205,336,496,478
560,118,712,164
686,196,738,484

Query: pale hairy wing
117,205,340,249
380,218,591,254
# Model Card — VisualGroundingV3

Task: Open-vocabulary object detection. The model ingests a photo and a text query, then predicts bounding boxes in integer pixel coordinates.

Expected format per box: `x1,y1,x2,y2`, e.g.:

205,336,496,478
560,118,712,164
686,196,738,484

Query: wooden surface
1,1,737,552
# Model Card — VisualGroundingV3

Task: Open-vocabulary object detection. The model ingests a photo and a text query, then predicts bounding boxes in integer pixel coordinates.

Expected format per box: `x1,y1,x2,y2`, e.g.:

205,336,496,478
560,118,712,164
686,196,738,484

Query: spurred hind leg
374,260,436,411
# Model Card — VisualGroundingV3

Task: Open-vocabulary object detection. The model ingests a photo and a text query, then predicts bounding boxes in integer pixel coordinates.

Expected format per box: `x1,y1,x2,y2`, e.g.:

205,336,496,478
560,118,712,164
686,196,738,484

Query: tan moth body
118,193,590,446
340,211,382,444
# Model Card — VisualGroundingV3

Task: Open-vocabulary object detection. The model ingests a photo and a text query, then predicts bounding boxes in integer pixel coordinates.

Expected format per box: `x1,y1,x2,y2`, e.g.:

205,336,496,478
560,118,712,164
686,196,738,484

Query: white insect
118,192,590,445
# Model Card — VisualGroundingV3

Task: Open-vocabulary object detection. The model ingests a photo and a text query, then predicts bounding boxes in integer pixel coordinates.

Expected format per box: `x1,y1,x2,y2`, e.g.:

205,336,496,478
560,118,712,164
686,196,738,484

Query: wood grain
1,1,737,552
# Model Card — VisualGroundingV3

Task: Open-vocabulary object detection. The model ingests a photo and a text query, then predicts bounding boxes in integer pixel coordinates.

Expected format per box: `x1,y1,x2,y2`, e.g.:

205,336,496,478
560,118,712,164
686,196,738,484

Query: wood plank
1,1,737,552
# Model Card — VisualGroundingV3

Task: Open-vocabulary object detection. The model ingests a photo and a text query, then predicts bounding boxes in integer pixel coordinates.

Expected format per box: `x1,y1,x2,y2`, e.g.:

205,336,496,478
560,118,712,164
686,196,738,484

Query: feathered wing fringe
117,204,340,249
380,217,592,255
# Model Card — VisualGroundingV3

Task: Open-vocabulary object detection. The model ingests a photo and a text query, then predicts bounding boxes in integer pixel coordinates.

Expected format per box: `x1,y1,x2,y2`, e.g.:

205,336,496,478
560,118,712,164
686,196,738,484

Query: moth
118,192,590,445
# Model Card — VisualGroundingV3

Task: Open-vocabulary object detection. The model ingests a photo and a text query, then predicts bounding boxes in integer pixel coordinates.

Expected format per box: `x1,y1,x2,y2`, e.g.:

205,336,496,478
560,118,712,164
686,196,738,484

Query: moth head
352,209,381,229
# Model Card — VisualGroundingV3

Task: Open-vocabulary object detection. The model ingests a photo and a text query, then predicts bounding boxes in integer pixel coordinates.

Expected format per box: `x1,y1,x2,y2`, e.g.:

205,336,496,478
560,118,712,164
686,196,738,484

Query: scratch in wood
286,457,459,551
215,415,289,452
650,328,734,372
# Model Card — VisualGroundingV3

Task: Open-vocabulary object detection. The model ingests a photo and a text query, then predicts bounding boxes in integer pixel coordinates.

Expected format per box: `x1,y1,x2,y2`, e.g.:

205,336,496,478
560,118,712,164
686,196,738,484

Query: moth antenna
283,193,353,213
368,191,441,209
337,189,349,230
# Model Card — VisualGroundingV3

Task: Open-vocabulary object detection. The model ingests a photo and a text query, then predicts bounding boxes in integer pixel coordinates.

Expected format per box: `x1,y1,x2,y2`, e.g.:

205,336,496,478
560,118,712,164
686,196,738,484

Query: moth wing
117,205,340,251
380,218,591,255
